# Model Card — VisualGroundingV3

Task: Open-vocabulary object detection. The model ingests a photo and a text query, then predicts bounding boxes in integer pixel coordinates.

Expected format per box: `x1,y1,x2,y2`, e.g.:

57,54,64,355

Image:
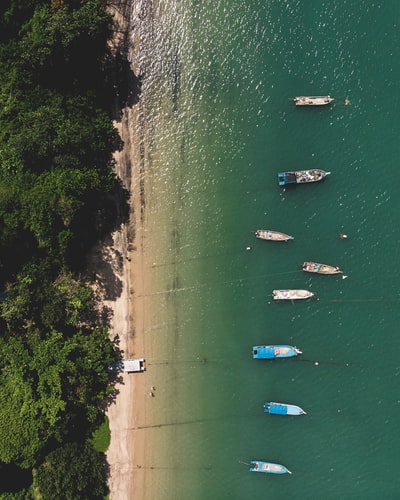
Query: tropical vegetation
0,1,128,497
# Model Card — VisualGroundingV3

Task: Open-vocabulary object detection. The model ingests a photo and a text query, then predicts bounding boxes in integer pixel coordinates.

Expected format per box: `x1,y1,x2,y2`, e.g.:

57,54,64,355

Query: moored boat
302,262,342,275
278,169,330,186
252,345,302,359
264,402,306,416
255,230,294,242
273,289,314,300
250,460,292,475
294,96,333,106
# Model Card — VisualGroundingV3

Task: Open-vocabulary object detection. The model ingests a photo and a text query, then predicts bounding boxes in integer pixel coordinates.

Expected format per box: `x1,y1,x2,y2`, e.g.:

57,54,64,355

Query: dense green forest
0,1,130,497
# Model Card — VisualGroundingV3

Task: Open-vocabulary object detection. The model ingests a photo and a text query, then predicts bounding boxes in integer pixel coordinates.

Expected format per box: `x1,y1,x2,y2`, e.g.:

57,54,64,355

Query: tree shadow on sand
112,53,142,122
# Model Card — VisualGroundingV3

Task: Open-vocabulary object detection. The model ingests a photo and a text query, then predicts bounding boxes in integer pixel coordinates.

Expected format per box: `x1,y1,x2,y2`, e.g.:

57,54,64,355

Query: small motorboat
302,262,342,275
278,169,330,186
252,345,302,359
264,402,306,416
255,230,294,242
249,460,292,475
294,96,333,106
273,290,314,300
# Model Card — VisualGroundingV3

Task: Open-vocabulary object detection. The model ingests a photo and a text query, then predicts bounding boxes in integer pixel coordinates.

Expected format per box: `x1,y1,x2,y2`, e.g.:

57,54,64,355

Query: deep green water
136,1,400,498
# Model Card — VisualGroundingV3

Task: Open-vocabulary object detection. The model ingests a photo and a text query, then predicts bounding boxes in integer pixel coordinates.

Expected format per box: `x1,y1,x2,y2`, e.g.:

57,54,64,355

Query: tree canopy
0,0,128,496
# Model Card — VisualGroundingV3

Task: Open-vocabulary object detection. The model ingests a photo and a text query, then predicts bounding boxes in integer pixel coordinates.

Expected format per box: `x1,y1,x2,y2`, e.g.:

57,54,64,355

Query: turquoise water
136,1,400,498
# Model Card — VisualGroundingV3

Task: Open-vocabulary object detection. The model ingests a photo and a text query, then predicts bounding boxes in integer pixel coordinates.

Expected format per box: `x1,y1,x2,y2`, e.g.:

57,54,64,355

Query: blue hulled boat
264,402,306,416
252,345,302,359
249,460,292,475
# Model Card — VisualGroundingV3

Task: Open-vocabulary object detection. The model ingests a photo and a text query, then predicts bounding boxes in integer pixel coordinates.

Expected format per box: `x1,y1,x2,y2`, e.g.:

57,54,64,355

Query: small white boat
294,96,333,106
302,262,342,275
273,289,314,300
255,230,294,242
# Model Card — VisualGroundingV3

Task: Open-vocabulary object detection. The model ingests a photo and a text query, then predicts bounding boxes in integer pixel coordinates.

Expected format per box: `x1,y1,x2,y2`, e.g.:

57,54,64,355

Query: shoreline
105,1,147,498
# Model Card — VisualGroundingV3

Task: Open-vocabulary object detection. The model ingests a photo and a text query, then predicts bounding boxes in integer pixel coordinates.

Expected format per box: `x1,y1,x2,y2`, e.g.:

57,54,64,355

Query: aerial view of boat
273,289,314,300
302,262,342,275
255,230,294,242
249,460,292,475
294,96,333,106
263,402,306,416
252,345,302,359
278,169,330,186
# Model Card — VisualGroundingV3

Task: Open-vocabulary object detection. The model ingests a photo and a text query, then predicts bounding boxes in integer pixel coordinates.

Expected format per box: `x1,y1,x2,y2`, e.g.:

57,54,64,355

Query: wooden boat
273,289,314,300
255,230,294,242
278,169,330,186
294,96,333,106
302,262,342,275
252,345,302,359
264,402,306,416
250,460,292,475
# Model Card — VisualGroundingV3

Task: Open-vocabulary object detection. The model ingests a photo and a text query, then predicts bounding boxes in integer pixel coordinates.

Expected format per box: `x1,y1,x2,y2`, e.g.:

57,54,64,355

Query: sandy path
103,1,148,498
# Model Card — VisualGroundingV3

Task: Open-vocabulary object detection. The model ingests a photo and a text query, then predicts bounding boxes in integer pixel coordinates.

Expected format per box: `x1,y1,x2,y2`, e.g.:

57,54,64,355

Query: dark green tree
33,442,108,499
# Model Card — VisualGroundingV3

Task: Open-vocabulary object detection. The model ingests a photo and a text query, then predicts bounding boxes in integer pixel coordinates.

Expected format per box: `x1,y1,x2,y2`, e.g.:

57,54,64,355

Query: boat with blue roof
252,345,302,359
249,460,292,475
278,169,330,186
264,402,306,416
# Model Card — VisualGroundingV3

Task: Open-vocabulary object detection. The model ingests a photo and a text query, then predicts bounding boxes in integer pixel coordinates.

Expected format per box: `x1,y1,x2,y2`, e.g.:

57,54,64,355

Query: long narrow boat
278,169,330,186
302,261,342,275
273,289,314,300
264,402,306,416
252,345,302,359
250,460,292,475
294,96,333,106
255,230,294,242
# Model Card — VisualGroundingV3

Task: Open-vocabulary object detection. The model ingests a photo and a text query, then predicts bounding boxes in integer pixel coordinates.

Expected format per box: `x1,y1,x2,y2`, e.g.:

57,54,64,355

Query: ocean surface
135,1,400,498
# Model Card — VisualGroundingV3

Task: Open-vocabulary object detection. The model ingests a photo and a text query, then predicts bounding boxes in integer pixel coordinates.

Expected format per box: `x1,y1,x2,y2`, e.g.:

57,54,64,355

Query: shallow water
135,1,400,498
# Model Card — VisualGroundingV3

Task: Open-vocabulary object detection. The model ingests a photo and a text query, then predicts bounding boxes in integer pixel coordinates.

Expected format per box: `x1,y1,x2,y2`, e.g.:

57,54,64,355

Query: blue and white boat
264,402,306,416
252,345,302,359
278,169,330,186
249,460,292,475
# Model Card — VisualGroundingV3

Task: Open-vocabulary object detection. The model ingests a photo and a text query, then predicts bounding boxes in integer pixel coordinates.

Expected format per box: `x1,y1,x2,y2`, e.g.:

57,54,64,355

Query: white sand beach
104,1,148,498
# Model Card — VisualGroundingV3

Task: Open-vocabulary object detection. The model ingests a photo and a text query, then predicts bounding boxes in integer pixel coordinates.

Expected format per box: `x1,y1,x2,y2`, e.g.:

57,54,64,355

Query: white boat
294,96,334,106
273,290,314,300
255,230,294,242
108,358,145,373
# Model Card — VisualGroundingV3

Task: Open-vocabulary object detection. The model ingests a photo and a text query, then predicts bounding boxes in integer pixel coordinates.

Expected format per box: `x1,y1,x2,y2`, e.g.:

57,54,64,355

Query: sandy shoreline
104,1,148,498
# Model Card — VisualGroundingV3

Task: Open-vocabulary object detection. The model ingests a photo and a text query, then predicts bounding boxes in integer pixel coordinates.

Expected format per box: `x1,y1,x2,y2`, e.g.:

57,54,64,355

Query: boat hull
264,402,306,416
252,345,302,359
294,96,333,106
255,230,293,242
302,262,341,274
250,460,291,475
278,169,330,186
273,289,314,300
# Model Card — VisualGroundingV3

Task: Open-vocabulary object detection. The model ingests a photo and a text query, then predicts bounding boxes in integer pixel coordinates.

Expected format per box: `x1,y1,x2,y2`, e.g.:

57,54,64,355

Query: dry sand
102,1,149,498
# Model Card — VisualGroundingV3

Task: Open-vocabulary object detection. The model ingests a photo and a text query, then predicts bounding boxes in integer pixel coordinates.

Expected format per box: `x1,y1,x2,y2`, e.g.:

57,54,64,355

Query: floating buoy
339,233,348,240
